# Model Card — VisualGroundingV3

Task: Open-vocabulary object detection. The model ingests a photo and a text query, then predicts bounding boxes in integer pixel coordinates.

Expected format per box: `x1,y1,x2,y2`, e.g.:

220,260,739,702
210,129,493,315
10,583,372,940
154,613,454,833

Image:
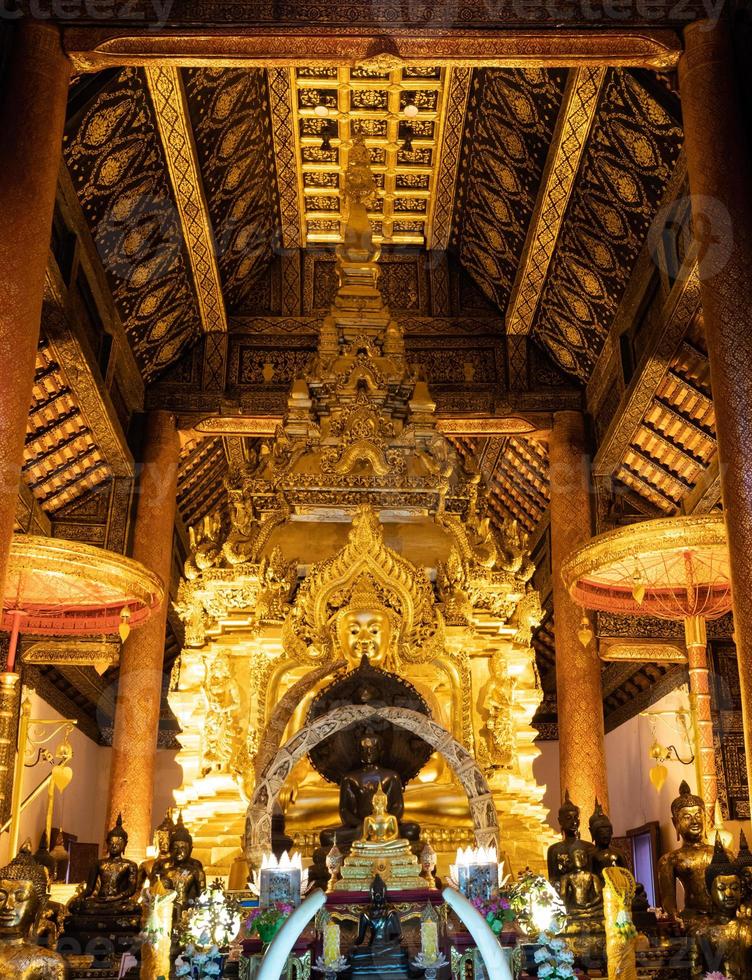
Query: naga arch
244,704,499,863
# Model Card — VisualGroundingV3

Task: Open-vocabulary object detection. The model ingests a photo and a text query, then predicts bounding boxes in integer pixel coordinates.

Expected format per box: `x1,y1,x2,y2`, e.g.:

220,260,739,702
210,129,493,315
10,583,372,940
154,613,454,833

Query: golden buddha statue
335,581,394,670
360,782,399,843
657,781,718,930
69,813,138,914
0,842,68,979
156,814,206,923
735,829,752,918
561,842,604,922
333,779,426,892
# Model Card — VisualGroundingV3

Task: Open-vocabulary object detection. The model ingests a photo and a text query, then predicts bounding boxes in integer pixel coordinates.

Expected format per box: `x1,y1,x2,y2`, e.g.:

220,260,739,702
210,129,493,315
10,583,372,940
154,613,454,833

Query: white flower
538,965,554,978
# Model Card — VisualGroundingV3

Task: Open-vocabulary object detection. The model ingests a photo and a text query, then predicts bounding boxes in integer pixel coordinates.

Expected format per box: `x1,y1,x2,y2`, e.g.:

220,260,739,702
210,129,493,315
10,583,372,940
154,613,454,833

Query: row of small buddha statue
68,810,205,924
0,809,207,979
547,780,752,978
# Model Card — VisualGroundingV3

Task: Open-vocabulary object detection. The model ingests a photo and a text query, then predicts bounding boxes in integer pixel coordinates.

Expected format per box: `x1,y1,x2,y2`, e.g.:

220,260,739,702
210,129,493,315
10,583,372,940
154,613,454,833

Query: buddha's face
107,833,127,859
591,820,612,848
674,805,705,843
171,840,192,864
155,830,171,856
372,792,387,815
0,879,38,937
711,874,742,915
559,807,579,836
360,737,382,766
340,609,390,666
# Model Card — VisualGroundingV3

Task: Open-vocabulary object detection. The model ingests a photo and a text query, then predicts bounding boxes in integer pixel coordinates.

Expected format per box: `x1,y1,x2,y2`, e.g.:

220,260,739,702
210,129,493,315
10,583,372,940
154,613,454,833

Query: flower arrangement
533,932,575,979
175,943,222,979
185,880,242,950
244,901,293,943
704,973,729,980
471,893,515,935
509,870,566,937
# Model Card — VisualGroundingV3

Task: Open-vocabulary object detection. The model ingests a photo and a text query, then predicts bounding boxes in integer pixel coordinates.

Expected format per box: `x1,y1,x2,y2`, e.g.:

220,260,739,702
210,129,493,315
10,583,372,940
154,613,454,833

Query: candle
323,920,340,966
420,920,438,962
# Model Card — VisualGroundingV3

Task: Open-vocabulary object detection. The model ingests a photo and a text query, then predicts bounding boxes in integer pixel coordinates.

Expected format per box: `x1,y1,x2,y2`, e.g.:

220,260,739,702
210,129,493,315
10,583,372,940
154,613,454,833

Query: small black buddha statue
69,814,138,914
547,790,587,887
320,733,420,854
155,814,206,923
694,835,748,979
138,810,175,889
355,875,402,946
588,799,628,879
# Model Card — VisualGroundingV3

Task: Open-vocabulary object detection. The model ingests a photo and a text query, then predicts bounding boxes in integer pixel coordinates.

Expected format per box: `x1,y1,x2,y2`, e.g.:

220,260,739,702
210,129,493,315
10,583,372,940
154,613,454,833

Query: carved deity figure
156,815,206,923
482,652,513,770
657,781,717,929
588,799,628,879
547,790,586,887
0,842,68,979
202,653,239,774
359,782,399,844
694,836,749,980
70,814,138,914
561,843,604,924
320,733,420,853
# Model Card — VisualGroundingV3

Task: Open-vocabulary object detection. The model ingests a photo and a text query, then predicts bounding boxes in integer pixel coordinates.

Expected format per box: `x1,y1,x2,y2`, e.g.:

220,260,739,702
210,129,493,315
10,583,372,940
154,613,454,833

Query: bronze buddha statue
657,780,718,930
138,810,175,888
694,835,748,980
319,733,420,854
547,790,587,887
561,842,604,923
588,799,628,879
735,828,752,918
156,814,206,923
70,813,138,914
0,842,68,979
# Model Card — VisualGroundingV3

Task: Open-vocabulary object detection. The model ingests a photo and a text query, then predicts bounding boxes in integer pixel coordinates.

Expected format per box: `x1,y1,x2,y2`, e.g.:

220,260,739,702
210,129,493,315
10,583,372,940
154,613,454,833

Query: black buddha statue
69,814,138,914
355,875,402,947
547,790,587,887
319,733,420,854
588,799,628,879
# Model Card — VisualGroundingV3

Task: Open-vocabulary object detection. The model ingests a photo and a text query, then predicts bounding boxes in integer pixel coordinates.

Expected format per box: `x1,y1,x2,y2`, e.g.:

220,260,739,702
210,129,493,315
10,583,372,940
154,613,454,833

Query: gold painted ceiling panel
531,69,683,379
63,68,202,380
184,69,281,313
280,64,454,247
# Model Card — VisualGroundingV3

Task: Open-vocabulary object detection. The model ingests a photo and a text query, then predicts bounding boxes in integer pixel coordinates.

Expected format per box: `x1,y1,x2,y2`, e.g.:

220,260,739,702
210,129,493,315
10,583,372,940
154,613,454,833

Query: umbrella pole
684,615,717,813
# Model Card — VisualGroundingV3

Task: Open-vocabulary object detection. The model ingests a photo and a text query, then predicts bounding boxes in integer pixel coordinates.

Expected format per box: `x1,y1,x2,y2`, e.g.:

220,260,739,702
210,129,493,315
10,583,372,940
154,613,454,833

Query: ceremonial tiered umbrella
1,534,165,669
561,514,731,811
0,534,165,853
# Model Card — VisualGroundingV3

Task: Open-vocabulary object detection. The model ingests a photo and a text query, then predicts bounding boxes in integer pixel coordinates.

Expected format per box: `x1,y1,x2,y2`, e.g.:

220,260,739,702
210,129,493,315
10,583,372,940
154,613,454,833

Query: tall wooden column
0,23,69,603
680,18,752,815
549,411,609,817
106,411,179,861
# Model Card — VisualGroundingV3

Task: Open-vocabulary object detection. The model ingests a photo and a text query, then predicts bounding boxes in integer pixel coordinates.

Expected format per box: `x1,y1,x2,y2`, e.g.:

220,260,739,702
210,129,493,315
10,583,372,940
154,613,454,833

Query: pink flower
704,972,729,980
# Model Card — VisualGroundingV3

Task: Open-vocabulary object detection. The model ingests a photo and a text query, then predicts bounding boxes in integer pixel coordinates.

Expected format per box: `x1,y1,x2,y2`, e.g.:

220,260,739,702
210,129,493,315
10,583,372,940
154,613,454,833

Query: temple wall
0,690,110,865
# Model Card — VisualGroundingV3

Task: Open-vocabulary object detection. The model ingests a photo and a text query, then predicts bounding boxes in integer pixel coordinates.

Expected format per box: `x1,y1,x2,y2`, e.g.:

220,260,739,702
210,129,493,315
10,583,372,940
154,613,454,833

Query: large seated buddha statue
320,733,420,854
69,813,138,915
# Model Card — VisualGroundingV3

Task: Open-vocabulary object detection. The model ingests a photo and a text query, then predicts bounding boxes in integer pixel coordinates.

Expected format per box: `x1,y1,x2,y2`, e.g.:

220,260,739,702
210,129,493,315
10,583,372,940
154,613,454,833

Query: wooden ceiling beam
653,396,716,442
145,67,228,336
506,67,605,337
638,419,707,469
